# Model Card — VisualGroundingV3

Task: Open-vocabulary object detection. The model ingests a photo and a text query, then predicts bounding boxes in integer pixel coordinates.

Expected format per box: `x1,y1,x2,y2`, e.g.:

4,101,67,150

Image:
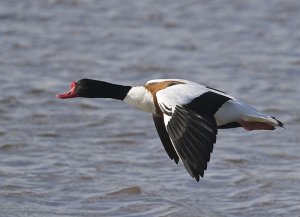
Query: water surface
0,0,300,216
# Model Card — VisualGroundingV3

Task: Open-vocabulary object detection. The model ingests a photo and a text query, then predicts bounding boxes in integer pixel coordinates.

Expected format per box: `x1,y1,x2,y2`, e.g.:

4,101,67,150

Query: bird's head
56,79,97,99
56,79,131,100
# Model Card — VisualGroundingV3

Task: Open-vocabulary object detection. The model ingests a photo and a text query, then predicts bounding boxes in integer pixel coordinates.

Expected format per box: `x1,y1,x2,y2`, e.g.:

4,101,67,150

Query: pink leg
238,120,275,131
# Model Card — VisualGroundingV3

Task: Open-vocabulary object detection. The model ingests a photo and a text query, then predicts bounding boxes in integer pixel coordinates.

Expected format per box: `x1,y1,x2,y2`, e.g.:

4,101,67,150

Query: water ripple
0,0,299,216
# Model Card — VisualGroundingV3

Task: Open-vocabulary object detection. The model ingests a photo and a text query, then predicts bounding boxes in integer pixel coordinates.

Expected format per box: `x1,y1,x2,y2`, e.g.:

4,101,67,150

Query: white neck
123,86,156,113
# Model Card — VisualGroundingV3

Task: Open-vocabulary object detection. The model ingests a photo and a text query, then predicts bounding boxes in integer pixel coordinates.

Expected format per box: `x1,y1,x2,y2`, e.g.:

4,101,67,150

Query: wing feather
153,83,227,181
152,115,179,164
166,105,217,181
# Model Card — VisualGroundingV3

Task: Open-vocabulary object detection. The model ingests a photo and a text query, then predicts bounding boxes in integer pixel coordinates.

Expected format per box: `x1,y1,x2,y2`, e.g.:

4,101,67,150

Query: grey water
0,0,300,216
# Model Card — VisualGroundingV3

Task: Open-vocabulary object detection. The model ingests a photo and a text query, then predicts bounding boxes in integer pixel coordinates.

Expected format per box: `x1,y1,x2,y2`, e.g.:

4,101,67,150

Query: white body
124,86,156,113
124,79,279,128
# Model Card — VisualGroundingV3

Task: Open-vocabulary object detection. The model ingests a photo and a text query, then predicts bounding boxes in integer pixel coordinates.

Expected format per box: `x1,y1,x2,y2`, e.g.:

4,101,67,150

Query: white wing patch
163,114,172,125
147,79,197,85
156,83,209,112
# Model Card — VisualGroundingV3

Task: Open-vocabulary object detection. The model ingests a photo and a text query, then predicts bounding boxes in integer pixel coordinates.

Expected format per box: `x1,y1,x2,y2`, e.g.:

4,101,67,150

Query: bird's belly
214,100,243,126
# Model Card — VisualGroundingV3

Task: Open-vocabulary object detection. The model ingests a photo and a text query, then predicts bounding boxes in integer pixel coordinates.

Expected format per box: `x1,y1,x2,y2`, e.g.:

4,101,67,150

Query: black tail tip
272,117,284,128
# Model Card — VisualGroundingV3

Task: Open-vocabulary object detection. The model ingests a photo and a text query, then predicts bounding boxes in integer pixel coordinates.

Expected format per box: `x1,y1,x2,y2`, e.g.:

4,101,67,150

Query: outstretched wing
154,83,230,181
164,105,217,181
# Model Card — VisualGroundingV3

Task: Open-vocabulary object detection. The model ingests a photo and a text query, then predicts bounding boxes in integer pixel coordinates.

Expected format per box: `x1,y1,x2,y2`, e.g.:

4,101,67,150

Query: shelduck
57,78,283,181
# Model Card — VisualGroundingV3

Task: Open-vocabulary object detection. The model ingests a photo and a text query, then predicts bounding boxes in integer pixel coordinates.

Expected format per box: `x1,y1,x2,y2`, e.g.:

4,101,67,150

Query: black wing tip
194,171,205,182
173,157,179,164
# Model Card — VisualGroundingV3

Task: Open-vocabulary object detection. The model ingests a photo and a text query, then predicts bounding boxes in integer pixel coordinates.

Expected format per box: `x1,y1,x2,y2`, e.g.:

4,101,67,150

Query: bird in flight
57,78,283,181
